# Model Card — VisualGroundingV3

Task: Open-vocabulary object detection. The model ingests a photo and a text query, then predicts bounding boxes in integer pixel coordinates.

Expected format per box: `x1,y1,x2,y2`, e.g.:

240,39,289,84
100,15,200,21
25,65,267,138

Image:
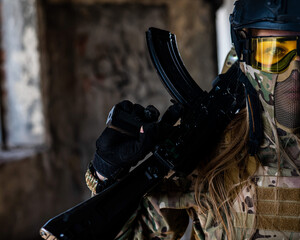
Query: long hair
194,107,257,239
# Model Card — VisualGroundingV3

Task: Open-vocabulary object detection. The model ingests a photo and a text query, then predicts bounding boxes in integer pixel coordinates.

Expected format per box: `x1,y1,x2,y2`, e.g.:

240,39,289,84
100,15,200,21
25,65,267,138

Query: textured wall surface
73,4,169,163
0,0,218,239
1,0,45,147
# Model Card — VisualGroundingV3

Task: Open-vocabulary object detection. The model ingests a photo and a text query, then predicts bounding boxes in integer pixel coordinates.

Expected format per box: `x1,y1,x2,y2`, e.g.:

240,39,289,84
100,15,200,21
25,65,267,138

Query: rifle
40,27,244,240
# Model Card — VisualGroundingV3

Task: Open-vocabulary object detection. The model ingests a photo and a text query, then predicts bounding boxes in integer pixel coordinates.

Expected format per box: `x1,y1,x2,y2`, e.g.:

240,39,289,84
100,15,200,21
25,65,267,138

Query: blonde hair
195,107,257,239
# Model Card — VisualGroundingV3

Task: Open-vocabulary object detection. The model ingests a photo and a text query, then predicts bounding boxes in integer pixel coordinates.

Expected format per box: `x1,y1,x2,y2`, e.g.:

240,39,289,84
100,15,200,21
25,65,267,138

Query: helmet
230,0,300,60
229,0,300,155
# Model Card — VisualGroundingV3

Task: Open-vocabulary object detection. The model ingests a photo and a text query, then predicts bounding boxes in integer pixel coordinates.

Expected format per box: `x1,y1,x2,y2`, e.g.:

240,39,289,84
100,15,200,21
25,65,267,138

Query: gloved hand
92,100,183,181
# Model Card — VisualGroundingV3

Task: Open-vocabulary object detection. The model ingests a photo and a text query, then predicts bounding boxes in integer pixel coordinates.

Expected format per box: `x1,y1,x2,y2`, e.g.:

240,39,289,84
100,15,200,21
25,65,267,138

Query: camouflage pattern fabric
232,62,300,239
114,155,300,240
241,61,300,174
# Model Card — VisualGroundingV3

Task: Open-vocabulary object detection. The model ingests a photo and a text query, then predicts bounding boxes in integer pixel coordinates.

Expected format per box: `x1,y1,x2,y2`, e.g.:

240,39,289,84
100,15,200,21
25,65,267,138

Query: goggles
250,36,300,74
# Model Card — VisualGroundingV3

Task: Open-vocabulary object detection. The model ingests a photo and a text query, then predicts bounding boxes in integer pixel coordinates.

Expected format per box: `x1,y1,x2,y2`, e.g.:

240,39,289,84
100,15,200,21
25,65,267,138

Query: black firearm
40,28,245,240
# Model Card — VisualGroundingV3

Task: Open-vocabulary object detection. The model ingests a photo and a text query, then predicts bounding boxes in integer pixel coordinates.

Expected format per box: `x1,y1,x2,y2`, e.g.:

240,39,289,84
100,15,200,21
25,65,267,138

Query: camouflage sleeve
116,196,189,240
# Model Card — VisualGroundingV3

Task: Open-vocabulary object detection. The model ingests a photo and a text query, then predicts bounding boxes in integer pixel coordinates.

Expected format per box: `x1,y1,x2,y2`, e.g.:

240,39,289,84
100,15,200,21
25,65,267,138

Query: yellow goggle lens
251,37,298,73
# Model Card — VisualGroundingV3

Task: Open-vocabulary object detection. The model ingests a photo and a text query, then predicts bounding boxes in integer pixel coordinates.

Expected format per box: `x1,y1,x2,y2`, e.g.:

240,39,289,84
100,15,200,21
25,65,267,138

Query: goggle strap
241,38,251,64
297,38,300,56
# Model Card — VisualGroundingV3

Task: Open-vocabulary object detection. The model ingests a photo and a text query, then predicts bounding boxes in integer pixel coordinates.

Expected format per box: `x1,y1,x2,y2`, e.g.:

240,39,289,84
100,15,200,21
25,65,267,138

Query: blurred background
0,0,235,239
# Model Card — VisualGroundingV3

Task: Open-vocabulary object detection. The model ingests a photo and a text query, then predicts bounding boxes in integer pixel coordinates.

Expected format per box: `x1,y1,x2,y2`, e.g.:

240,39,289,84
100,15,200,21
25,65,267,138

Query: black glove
92,100,183,180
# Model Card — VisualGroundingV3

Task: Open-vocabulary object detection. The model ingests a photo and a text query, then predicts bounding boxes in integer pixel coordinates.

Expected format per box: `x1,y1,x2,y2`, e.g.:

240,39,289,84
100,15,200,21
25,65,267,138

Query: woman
86,0,300,239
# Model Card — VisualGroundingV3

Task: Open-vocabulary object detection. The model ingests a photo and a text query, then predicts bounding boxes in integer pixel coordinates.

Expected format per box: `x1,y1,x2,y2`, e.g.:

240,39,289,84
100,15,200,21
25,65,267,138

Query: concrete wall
1,0,44,148
0,0,219,239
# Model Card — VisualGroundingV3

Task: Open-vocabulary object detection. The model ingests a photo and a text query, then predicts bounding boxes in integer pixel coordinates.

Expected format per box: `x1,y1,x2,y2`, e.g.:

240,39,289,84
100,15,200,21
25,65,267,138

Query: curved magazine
146,27,204,107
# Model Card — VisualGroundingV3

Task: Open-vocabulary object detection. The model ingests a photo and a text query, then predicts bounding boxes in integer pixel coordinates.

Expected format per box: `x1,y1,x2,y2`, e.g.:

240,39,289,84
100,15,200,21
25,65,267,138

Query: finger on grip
144,105,160,122
160,103,184,126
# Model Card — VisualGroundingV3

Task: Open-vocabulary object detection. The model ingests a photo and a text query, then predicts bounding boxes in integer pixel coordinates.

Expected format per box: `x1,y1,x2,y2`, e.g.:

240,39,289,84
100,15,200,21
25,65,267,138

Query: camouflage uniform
115,154,299,239
113,63,300,240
